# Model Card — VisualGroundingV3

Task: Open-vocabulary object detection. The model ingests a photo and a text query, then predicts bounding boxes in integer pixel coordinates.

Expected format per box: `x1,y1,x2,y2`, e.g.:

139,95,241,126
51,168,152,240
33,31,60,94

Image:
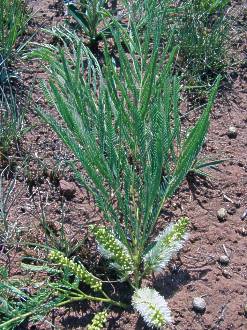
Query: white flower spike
132,287,173,329
144,217,189,274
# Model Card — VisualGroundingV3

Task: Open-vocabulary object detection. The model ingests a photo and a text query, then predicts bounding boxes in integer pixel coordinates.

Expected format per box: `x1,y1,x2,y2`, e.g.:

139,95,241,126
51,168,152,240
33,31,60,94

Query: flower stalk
90,226,134,275
48,250,103,292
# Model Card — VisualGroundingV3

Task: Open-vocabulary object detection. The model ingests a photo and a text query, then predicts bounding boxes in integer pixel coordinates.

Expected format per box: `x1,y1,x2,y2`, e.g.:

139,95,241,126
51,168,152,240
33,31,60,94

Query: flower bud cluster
91,226,133,273
87,310,108,330
163,217,189,245
151,308,167,328
48,250,102,292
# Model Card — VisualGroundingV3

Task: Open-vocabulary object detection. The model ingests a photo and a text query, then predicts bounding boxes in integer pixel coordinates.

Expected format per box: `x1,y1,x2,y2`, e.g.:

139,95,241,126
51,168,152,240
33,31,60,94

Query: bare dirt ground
1,0,247,329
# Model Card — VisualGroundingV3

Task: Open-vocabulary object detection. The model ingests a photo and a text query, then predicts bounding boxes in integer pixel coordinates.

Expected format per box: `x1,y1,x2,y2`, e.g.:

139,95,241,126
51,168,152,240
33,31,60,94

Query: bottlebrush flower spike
143,217,189,274
90,226,134,274
87,310,108,330
48,250,102,292
132,287,172,328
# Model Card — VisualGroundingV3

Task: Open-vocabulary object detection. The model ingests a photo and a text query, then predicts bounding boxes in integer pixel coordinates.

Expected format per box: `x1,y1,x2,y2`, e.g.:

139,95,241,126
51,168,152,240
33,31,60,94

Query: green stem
53,285,128,309
56,295,115,307
0,312,33,329
132,250,143,288
0,292,127,329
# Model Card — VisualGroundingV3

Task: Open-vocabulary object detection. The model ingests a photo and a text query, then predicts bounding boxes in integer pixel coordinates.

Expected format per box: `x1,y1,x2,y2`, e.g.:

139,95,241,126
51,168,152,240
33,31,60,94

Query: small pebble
227,126,238,139
236,227,247,237
230,71,238,79
227,207,236,215
244,304,247,317
241,209,247,221
222,269,232,278
234,201,241,208
218,255,230,266
192,297,206,313
217,208,227,222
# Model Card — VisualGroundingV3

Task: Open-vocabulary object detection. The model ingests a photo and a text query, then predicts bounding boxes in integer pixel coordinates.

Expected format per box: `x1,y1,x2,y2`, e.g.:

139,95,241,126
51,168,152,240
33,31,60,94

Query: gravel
227,126,238,139
218,255,230,266
192,297,206,313
217,208,228,222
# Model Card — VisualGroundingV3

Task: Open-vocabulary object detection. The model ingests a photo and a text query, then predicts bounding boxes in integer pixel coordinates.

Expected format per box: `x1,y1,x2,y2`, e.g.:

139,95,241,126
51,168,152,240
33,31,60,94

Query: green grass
0,84,26,159
174,0,230,85
0,0,29,74
125,0,230,90
0,0,30,158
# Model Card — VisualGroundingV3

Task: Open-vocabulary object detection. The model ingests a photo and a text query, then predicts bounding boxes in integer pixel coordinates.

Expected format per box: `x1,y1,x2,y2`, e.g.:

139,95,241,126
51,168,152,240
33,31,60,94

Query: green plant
27,22,221,327
173,0,230,86
192,0,230,14
0,165,19,243
67,0,116,49
123,0,176,34
0,0,29,81
0,85,26,159
126,0,230,88
0,0,30,158
0,218,188,328
0,268,57,330
0,252,125,329
87,310,108,330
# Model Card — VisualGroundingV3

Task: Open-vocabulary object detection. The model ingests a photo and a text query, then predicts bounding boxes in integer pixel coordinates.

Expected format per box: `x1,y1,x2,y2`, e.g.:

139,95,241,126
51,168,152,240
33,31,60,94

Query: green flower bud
87,311,108,330
90,226,133,274
48,250,102,292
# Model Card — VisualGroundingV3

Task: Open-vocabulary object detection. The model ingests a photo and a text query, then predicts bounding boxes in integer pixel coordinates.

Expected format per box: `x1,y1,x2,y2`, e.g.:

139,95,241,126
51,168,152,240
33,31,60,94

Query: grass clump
0,0,29,80
0,0,30,159
173,0,230,87
126,0,230,88
0,88,26,160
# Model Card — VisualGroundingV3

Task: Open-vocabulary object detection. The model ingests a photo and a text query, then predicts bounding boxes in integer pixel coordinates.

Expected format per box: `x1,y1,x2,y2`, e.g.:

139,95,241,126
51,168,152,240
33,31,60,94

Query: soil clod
227,207,236,215
59,179,76,200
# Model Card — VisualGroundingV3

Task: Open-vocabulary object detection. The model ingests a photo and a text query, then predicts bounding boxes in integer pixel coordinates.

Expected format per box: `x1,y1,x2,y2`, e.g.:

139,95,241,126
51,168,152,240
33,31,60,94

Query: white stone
192,297,206,313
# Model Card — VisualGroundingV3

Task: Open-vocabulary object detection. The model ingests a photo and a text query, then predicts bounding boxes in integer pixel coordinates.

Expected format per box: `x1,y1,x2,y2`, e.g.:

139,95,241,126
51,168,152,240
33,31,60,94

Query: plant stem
132,250,142,288
56,294,126,308
0,312,33,329
0,292,128,329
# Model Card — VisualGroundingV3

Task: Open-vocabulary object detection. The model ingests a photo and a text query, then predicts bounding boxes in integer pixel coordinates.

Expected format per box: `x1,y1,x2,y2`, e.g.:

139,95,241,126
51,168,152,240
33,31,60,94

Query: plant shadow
153,268,191,300
57,300,92,329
